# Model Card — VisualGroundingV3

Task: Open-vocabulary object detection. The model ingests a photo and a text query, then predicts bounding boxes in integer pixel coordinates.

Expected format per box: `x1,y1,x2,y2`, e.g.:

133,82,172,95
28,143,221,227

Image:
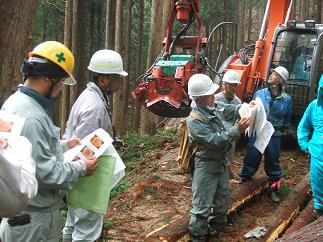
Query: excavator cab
267,21,323,116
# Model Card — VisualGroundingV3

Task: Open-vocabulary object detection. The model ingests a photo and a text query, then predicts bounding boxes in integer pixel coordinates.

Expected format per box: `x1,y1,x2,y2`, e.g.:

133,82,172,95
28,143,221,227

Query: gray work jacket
2,91,86,213
187,103,240,173
64,82,113,139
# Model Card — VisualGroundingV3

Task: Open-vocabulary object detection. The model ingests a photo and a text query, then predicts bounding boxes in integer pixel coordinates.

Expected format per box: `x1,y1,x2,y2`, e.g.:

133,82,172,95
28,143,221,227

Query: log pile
145,176,268,241
259,173,311,241
280,216,323,242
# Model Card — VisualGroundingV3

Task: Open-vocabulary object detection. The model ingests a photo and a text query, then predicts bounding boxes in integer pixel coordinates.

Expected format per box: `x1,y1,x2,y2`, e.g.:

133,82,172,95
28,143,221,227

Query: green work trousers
189,161,229,240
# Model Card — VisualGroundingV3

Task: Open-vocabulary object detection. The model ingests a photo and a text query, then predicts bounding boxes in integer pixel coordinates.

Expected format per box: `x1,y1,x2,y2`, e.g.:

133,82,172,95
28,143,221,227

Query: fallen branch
145,176,268,241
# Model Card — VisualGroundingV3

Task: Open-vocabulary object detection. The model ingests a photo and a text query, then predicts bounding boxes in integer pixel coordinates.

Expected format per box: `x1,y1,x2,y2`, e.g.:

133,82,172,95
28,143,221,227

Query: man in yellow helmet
0,41,97,242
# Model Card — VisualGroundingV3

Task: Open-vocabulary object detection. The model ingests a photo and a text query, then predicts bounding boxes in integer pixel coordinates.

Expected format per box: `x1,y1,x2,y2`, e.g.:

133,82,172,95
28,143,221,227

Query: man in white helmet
215,70,242,179
63,49,128,242
187,73,251,241
239,66,292,202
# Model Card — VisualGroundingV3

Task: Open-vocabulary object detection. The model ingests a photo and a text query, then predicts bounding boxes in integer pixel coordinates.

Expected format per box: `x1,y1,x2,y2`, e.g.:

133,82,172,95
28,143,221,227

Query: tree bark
0,0,39,105
131,0,144,132
112,0,124,136
70,0,87,106
105,0,116,49
300,0,308,22
239,0,246,48
260,173,311,241
283,199,317,236
145,176,269,241
60,0,73,134
120,0,134,136
247,0,253,43
140,0,164,135
281,216,323,242
316,0,322,23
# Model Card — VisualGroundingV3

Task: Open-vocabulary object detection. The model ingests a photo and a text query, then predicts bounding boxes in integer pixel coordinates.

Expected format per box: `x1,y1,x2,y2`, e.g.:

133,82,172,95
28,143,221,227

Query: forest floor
101,136,310,242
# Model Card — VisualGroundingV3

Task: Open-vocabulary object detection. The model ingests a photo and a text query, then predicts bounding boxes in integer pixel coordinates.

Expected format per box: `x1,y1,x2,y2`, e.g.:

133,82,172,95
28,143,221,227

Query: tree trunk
70,0,87,106
145,176,269,241
131,0,144,132
300,0,308,22
261,173,311,241
105,0,116,49
283,199,317,236
0,0,39,105
316,0,322,23
239,0,246,48
120,0,134,136
112,0,124,137
60,0,73,134
247,0,252,43
162,0,172,36
281,216,323,241
140,0,164,135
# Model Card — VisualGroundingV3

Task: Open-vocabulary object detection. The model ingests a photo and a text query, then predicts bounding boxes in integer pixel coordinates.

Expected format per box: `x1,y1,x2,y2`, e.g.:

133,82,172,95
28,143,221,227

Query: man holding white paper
63,49,128,242
239,66,292,202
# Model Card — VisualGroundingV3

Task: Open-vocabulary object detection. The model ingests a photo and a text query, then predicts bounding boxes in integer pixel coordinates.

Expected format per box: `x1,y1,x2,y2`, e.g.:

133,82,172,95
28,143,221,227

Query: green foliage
120,128,177,172
280,182,291,198
231,215,245,228
103,219,117,230
144,186,156,195
110,181,133,199
282,167,292,179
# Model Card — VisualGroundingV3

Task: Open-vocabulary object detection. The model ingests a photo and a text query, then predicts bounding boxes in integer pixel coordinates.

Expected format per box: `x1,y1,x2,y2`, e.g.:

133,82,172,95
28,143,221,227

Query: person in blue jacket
239,66,292,202
297,74,323,217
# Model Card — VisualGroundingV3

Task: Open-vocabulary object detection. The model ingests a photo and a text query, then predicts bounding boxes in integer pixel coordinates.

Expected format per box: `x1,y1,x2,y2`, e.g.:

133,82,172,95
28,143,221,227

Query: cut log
145,176,268,242
283,199,316,236
259,173,311,242
280,216,323,242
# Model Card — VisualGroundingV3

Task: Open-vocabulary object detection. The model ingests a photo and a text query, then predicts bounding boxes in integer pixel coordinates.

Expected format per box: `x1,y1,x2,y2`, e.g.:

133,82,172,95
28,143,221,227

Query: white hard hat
188,74,219,97
222,70,241,84
88,49,128,76
273,66,289,82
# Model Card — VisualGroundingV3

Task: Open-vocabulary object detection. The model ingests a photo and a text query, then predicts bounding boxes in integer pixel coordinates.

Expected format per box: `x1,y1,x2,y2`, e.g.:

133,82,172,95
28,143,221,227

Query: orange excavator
132,0,323,122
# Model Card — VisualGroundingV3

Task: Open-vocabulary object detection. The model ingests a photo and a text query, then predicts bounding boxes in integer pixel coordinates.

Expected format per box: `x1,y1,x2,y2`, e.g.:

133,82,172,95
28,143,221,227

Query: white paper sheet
239,99,274,154
64,128,126,188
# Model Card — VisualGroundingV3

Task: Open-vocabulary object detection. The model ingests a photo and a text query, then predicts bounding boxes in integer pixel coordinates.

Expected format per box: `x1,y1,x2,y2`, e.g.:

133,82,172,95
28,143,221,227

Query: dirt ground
103,141,310,242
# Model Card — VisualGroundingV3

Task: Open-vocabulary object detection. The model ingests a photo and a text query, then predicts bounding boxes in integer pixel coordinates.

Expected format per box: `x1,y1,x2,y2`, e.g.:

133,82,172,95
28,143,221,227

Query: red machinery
133,0,323,121
132,0,211,117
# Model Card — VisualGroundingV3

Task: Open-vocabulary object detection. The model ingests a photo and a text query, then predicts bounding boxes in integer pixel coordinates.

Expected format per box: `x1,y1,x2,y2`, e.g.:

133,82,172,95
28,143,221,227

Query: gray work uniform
0,90,87,242
214,92,241,163
63,82,113,242
187,103,240,240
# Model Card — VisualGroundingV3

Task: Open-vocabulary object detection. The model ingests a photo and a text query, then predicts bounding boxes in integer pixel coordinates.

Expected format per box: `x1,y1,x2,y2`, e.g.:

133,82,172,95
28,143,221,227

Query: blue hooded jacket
297,75,323,158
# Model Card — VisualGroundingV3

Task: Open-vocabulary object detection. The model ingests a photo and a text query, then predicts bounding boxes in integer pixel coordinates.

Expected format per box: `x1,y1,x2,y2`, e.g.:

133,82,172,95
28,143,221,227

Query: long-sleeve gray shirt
64,82,113,139
2,91,86,213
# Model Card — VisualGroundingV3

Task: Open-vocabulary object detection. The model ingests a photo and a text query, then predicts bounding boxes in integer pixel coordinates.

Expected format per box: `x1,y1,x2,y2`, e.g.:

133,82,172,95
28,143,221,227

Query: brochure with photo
65,128,126,213
0,111,25,139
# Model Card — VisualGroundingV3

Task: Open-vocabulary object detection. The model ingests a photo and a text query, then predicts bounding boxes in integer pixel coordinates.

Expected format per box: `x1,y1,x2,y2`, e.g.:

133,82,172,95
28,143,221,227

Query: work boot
314,209,323,217
268,190,281,202
189,235,207,242
268,181,281,202
207,227,220,241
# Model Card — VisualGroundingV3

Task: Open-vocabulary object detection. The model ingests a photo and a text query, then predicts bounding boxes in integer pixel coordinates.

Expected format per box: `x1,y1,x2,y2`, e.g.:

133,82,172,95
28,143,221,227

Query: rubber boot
268,181,281,202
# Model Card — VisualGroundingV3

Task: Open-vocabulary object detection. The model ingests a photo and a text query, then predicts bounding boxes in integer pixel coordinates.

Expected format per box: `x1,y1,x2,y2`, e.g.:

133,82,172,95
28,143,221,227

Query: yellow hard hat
28,41,76,85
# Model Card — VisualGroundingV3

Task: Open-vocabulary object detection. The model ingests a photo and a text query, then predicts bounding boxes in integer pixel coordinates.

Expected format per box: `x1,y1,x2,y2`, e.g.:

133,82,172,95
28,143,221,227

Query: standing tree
70,0,87,106
131,0,144,132
60,0,73,133
0,0,39,105
112,0,124,136
120,0,134,136
140,0,164,135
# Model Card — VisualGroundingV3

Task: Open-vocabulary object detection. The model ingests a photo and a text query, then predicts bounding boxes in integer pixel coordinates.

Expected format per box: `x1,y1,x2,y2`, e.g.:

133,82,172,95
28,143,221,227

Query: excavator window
271,30,316,85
